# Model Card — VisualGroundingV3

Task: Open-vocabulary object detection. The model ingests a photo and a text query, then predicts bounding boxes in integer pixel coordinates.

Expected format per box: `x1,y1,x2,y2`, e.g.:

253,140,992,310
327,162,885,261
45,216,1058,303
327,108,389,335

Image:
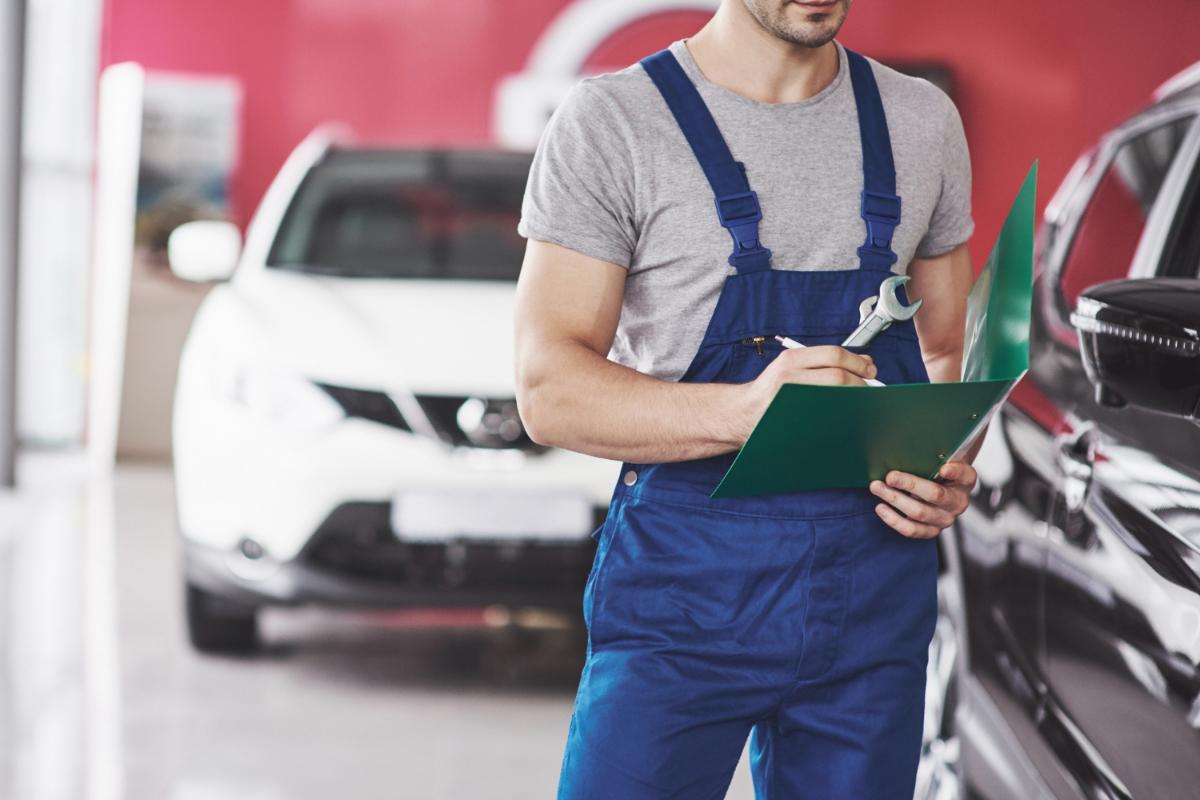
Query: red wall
100,0,1200,269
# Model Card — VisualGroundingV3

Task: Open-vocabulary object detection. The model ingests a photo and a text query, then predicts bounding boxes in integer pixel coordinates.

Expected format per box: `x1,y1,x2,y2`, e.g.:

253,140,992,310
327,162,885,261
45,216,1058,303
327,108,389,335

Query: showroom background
90,0,1200,458
99,0,1200,258
1,1,1198,799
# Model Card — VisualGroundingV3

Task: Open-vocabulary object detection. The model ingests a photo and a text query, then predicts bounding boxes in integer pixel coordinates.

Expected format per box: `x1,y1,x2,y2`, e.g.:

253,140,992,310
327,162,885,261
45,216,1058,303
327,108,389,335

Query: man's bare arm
513,240,878,463
907,242,974,385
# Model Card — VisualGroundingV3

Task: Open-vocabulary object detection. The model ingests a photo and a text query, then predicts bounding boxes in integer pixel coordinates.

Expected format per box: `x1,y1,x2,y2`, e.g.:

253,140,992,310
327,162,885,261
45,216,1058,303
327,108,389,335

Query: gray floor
1,456,755,800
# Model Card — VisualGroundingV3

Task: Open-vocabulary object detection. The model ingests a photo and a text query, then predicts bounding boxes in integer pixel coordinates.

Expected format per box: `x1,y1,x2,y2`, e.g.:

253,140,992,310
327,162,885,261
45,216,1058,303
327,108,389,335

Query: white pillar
0,0,26,487
17,0,103,449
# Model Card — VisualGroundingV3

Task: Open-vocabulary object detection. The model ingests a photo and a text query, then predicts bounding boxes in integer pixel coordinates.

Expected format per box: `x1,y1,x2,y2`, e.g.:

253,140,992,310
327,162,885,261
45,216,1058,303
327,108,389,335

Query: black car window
267,150,533,281
1157,137,1200,278
1058,116,1194,315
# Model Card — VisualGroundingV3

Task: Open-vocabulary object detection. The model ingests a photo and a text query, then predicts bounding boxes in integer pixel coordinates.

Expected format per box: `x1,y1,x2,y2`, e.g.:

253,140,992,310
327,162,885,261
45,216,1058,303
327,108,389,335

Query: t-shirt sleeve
517,79,637,268
915,89,975,259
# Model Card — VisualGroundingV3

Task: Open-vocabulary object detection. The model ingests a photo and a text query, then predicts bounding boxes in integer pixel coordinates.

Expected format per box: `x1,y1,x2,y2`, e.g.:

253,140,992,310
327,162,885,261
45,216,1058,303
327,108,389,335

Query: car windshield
266,149,532,280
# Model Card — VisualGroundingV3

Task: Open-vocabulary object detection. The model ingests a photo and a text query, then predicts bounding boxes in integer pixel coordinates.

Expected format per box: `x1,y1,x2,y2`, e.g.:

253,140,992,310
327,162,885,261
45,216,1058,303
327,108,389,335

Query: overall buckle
715,191,772,270
860,190,902,249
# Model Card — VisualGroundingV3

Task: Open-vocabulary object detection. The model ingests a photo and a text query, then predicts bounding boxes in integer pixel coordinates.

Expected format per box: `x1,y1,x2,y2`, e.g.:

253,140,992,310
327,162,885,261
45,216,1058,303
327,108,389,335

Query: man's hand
869,460,977,539
745,345,878,425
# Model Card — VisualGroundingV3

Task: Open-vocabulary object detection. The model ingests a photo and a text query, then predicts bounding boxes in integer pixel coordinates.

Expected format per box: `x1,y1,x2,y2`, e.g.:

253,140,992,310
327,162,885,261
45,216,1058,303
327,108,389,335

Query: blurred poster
136,73,241,275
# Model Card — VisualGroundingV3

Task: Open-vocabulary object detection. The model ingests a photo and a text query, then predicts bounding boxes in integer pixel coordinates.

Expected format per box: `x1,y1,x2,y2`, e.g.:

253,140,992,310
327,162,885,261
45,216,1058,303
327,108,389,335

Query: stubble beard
742,0,852,48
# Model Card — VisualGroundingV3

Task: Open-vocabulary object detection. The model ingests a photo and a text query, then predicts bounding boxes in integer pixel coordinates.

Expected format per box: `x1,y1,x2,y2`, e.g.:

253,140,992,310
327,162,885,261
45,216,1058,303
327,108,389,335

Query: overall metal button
623,469,638,486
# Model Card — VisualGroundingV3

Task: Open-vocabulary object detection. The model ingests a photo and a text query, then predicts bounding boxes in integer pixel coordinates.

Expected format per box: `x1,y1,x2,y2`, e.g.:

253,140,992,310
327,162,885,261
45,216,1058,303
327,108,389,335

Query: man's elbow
516,395,556,449
515,333,605,450
514,361,561,449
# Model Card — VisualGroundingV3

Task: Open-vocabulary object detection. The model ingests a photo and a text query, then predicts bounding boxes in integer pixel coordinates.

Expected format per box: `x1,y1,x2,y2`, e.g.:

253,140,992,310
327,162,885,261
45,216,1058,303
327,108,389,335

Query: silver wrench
841,275,922,347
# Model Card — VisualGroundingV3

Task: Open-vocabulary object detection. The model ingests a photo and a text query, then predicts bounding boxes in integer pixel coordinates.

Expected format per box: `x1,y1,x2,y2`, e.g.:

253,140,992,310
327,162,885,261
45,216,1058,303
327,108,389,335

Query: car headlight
228,369,344,427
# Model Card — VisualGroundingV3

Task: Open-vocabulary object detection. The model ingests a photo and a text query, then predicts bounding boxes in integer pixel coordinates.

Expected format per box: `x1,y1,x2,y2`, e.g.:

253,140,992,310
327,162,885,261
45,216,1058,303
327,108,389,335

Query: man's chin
781,5,845,37
787,9,841,27
779,23,840,47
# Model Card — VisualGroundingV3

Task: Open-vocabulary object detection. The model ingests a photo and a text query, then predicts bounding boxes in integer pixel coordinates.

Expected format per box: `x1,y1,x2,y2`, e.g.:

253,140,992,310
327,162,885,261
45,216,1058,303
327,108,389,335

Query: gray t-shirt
518,38,975,381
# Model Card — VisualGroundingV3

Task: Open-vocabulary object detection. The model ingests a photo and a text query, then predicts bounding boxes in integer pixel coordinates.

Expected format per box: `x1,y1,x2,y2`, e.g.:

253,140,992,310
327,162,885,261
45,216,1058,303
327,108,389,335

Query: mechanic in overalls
514,1,978,797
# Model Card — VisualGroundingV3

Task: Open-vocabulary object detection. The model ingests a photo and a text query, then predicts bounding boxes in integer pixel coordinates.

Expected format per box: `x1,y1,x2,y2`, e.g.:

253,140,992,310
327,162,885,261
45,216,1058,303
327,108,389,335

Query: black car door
1038,108,1200,799
948,147,1109,800
954,377,1073,800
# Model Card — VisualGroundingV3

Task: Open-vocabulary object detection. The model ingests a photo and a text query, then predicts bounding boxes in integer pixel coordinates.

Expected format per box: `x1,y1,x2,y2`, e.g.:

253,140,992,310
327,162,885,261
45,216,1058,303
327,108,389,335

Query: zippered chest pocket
725,334,799,382
729,333,852,380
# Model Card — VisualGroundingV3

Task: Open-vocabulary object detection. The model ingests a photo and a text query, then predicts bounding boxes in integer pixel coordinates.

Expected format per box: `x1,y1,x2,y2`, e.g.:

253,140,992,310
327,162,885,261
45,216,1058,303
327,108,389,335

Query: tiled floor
0,455,755,799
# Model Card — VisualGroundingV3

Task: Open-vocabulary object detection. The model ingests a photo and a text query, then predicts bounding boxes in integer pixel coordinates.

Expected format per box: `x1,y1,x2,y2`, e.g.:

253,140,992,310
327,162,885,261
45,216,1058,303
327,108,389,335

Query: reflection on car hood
230,269,519,396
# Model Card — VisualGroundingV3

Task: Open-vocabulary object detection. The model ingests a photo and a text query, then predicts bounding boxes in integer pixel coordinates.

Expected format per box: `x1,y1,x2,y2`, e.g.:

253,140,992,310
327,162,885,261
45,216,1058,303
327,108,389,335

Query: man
514,0,978,797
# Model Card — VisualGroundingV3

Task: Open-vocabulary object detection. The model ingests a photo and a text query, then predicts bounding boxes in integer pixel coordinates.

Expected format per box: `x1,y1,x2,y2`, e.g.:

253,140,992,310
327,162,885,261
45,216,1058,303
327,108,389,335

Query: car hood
227,269,521,396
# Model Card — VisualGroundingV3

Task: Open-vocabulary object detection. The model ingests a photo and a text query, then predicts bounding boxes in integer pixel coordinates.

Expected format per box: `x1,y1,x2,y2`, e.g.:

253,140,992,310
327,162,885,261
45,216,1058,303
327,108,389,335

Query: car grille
315,382,411,431
314,382,544,452
301,501,599,594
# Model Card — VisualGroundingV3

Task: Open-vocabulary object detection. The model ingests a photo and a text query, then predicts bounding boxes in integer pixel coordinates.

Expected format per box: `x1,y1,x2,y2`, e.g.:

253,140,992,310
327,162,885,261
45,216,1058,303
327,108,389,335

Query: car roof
1102,62,1200,142
1154,60,1200,104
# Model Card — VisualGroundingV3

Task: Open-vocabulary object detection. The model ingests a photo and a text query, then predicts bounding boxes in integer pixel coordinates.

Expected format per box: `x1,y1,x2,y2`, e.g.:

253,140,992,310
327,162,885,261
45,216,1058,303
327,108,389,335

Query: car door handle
1055,422,1096,514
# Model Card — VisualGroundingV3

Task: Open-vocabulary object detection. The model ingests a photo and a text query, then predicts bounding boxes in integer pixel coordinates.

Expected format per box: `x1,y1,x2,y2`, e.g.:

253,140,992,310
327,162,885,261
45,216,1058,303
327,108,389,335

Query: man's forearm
517,338,755,463
513,240,880,464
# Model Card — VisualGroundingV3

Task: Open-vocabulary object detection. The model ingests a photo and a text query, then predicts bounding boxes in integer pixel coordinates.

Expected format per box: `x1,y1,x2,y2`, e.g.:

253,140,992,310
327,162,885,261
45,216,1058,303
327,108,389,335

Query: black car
920,65,1200,799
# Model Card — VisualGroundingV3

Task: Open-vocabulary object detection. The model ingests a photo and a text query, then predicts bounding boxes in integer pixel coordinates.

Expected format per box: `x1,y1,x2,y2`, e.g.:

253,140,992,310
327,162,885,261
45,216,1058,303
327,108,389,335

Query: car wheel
185,583,260,654
914,573,963,800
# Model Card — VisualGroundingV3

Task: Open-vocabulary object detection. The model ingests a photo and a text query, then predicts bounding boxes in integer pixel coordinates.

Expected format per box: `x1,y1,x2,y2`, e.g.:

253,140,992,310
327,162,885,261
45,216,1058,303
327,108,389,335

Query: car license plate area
390,490,591,542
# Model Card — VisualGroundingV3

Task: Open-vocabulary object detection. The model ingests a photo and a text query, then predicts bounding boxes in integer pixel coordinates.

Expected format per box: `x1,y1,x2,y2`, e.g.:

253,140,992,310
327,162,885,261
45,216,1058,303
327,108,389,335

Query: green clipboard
711,162,1037,498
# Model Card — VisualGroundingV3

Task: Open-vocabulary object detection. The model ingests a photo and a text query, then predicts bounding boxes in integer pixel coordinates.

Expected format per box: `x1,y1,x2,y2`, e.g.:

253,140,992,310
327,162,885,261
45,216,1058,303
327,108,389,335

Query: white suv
168,130,619,652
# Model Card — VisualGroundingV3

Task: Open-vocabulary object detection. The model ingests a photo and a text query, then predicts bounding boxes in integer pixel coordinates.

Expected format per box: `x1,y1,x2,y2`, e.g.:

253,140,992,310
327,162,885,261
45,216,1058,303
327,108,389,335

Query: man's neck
685,6,839,105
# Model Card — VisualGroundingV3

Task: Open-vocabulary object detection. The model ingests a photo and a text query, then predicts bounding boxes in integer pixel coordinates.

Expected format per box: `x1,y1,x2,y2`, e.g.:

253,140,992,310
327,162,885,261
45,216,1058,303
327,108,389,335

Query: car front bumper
184,499,600,610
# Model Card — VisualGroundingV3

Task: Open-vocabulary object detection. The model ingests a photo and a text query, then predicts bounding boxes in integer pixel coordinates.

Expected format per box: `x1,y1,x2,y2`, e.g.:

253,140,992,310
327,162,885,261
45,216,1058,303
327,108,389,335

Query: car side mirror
1070,278,1200,419
167,220,242,282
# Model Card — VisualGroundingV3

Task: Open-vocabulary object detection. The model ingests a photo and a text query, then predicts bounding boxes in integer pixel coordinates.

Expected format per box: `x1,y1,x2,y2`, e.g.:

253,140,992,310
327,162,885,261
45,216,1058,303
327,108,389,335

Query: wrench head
857,295,878,324
874,275,923,321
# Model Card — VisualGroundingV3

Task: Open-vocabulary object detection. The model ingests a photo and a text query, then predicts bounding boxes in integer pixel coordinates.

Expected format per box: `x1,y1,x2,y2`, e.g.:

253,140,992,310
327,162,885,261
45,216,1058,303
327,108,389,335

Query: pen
774,336,887,387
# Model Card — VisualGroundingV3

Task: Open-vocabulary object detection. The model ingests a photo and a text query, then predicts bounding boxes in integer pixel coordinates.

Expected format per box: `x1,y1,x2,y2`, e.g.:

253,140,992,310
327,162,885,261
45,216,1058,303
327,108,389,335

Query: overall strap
640,50,772,273
846,49,902,271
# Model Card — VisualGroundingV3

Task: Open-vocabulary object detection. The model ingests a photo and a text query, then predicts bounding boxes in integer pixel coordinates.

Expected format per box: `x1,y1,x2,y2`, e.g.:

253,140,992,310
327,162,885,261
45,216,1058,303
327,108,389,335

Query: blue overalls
558,48,939,800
